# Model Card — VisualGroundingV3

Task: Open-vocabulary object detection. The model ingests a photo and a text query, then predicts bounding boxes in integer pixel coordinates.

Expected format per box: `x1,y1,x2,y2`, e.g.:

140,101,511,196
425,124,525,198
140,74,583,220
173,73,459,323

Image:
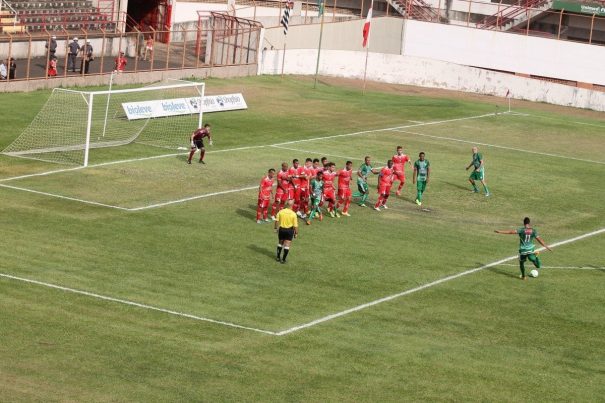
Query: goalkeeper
306,171,324,225
187,123,212,164
353,156,379,207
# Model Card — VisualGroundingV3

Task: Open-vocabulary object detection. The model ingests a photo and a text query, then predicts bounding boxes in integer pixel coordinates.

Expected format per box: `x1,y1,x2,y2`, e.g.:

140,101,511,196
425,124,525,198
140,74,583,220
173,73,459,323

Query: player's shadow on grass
236,205,257,221
247,244,275,259
487,266,518,279
443,181,471,192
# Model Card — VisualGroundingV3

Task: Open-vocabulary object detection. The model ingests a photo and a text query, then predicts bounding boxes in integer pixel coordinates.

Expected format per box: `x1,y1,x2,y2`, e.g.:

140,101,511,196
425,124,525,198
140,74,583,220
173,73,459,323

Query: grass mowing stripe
270,145,364,161
0,183,130,211
275,227,605,336
0,271,278,336
394,129,605,165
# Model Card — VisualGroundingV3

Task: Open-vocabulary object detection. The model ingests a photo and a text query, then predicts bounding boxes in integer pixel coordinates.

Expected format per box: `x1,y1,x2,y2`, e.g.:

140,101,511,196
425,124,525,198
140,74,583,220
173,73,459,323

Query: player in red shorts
392,145,411,195
298,158,314,218
288,159,306,216
374,160,395,211
257,168,275,223
187,123,212,164
322,162,338,217
271,162,291,220
335,160,353,217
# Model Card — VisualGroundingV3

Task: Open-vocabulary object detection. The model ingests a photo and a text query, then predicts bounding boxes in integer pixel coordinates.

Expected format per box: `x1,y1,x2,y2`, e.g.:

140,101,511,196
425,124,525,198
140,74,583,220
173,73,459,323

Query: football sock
472,183,478,191
187,150,195,162
276,244,283,259
520,261,526,277
282,247,289,261
417,190,422,201
199,150,205,162
361,193,368,204
344,199,350,213
398,183,404,192
256,206,262,221
534,255,541,268
483,184,489,193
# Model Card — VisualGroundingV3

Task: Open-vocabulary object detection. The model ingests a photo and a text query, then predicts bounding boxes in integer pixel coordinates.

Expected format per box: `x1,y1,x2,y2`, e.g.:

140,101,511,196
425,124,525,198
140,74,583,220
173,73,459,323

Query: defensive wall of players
260,17,605,111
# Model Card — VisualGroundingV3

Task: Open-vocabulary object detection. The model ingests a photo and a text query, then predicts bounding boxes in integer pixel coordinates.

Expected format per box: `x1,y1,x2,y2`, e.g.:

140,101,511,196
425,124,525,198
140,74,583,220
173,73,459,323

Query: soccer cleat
335,211,341,218
187,160,191,164
301,214,307,219
519,275,527,280
374,207,380,211
319,214,323,221
306,220,311,225
485,192,491,197
256,220,262,224
359,203,366,207
396,191,401,196
342,212,351,217
271,216,276,221
264,218,271,222
199,160,205,164
415,199,422,206
280,259,286,264
276,256,281,262
382,205,388,210
329,210,335,218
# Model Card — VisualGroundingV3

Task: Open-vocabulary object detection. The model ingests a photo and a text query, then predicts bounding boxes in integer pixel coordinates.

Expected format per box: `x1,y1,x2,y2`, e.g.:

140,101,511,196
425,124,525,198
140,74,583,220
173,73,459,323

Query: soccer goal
3,80,205,166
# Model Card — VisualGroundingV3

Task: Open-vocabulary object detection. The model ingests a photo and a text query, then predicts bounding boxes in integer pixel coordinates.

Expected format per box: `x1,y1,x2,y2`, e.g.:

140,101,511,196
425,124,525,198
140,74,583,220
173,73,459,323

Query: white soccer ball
529,269,539,278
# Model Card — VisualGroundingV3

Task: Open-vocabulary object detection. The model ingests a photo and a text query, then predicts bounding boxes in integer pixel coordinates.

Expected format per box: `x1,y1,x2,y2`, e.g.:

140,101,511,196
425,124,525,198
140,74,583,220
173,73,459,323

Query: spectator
45,35,57,60
143,36,154,61
8,58,16,80
68,37,80,73
48,56,57,78
80,39,94,74
0,60,6,80
114,51,127,73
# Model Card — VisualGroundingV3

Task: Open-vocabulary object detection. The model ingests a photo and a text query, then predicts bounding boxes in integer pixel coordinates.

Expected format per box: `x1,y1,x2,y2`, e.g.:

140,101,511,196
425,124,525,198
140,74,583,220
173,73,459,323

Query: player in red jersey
298,158,314,218
288,159,307,215
271,162,291,220
374,160,395,211
311,158,322,175
320,157,329,172
257,168,275,223
322,162,338,217
392,145,412,195
187,123,212,164
335,161,353,217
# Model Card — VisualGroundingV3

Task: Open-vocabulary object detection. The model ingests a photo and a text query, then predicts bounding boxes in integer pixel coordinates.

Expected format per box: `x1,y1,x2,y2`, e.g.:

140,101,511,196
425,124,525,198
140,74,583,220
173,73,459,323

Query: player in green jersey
413,152,430,206
306,171,324,225
495,217,552,280
466,146,490,196
352,156,379,207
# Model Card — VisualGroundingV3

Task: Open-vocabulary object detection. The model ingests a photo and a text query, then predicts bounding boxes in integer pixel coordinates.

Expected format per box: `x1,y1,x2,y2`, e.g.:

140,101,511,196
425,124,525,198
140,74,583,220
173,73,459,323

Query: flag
281,1,293,35
505,89,511,98
362,7,372,47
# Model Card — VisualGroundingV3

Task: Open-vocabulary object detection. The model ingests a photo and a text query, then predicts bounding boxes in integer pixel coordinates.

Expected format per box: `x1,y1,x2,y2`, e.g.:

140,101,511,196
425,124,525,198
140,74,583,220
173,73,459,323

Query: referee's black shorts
278,227,295,241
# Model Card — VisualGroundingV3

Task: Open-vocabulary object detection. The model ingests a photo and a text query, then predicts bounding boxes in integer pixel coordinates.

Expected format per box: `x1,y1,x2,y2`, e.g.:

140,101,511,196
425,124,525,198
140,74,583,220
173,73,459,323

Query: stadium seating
4,0,115,32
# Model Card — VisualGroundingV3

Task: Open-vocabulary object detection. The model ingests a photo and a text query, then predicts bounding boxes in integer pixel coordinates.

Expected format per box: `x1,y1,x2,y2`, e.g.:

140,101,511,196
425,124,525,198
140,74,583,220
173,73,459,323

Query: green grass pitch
0,76,603,401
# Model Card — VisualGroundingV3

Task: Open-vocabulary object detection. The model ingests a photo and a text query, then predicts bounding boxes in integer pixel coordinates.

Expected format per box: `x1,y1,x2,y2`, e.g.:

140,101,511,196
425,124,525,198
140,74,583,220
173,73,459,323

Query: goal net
2,81,205,166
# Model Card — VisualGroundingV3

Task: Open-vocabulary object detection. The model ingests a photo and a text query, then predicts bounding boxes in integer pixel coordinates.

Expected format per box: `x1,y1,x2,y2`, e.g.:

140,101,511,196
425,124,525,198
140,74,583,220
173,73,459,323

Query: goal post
3,81,206,167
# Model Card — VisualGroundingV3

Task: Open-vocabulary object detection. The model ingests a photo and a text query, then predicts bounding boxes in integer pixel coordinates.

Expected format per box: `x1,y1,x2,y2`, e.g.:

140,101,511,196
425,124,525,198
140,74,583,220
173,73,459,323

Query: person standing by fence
80,40,94,74
45,35,57,60
67,37,80,73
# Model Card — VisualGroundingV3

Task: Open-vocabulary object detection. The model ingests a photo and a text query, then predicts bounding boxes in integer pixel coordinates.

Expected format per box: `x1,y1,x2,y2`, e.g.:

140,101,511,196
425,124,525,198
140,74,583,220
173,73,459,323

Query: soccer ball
529,269,539,278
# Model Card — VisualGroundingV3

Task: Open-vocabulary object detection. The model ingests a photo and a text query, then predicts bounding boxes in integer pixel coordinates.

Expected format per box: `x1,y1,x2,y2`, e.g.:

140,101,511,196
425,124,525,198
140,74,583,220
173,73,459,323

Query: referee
274,199,298,264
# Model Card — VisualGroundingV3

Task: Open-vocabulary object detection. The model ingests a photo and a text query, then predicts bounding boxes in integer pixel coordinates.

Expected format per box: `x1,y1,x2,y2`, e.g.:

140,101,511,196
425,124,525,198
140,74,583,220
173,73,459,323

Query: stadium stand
2,0,115,32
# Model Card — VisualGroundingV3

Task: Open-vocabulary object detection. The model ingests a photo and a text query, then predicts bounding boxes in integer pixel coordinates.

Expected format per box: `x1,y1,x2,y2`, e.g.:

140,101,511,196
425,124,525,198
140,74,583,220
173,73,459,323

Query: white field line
507,110,605,128
393,129,605,166
497,263,604,270
0,272,277,336
0,183,129,211
274,227,605,336
128,185,258,211
270,145,364,161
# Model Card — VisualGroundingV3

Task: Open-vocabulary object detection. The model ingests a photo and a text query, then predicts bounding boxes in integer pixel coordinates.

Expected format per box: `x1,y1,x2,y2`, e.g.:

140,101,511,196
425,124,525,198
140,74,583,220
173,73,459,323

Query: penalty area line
0,271,278,336
274,227,605,336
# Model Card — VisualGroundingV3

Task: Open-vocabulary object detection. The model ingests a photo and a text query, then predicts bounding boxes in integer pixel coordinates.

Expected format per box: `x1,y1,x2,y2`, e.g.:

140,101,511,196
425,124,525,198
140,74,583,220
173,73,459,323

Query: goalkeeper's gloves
190,141,195,148
209,139,213,146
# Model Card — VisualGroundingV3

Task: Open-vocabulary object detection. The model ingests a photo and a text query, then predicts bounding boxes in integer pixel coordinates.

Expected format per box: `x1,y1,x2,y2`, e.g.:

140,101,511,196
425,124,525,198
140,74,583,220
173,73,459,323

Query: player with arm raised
353,156,379,207
336,161,354,217
393,146,412,196
187,123,212,164
271,162,291,220
495,217,552,280
413,152,430,206
374,160,395,211
257,169,275,224
466,146,490,196
322,163,338,218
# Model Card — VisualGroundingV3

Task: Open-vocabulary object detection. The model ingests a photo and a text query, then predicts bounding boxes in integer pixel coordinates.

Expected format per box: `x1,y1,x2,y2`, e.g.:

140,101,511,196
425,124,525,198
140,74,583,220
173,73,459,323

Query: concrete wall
402,19,605,86
0,36,134,60
0,64,257,93
260,48,605,111
263,17,404,54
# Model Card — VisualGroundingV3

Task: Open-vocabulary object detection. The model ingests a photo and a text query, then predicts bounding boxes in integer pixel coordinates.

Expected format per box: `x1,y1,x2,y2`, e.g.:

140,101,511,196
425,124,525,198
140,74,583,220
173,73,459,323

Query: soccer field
0,76,604,401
